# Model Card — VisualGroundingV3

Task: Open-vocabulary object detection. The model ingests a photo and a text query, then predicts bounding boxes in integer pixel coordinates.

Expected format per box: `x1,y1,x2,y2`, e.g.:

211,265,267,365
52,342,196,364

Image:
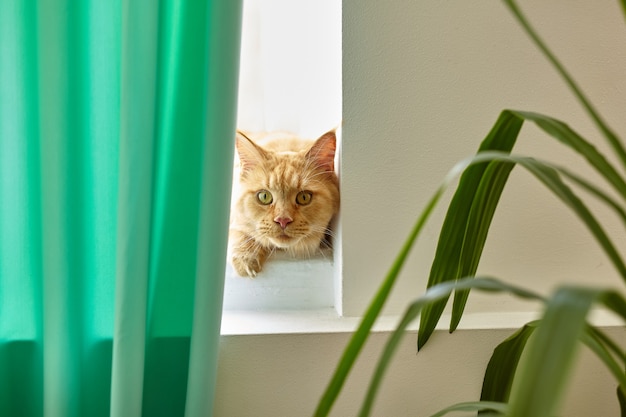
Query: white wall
215,1,626,415
340,0,626,316
236,0,341,137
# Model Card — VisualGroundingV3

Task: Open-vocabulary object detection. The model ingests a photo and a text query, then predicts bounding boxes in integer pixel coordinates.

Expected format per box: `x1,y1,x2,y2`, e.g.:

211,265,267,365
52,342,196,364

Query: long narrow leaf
482,289,626,417
507,287,626,417
419,111,523,349
313,171,453,417
314,143,520,415
452,160,515,331
423,150,626,349
421,109,626,349
511,110,626,199
314,138,533,416
503,154,626,280
358,278,544,417
480,310,626,413
513,290,626,416
559,167,626,231
503,0,626,171
468,152,626,280
580,329,626,391
586,327,626,369
618,386,626,417
599,290,626,321
584,291,626,392
508,287,604,417
317,137,626,416
480,322,538,405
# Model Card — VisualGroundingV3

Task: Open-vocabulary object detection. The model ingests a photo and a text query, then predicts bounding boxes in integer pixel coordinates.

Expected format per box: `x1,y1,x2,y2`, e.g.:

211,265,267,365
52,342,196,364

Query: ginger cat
229,129,340,277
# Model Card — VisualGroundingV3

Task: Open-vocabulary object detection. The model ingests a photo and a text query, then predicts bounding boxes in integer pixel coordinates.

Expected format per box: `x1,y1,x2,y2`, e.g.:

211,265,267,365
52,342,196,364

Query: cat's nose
274,216,293,229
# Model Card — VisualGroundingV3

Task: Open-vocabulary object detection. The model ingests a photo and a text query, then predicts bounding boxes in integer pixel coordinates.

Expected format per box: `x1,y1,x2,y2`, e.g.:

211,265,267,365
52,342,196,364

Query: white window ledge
220,307,623,336
222,251,335,311
221,247,622,337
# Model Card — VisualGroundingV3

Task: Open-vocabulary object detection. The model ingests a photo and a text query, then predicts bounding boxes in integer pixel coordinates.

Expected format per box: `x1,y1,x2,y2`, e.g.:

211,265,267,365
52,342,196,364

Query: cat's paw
232,254,264,277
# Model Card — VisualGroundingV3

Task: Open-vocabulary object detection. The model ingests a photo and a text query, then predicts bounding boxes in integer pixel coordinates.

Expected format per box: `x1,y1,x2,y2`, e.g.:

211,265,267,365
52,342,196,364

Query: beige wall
216,1,626,415
215,328,622,416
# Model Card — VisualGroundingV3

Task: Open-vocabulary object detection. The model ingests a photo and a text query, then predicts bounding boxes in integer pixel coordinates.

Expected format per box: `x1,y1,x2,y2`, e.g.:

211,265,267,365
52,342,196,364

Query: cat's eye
256,190,273,205
296,191,312,205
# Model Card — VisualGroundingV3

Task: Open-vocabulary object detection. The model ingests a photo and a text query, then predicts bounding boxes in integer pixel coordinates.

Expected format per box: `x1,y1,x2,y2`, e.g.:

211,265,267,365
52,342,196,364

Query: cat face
232,130,339,257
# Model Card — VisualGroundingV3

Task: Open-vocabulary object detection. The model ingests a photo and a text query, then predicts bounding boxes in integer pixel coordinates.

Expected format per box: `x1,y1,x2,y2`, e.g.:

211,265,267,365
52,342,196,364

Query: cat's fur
229,129,340,277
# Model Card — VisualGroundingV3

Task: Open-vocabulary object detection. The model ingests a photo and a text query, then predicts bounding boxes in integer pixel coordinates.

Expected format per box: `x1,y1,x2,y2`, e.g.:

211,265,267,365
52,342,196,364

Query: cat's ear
306,130,336,172
236,131,267,173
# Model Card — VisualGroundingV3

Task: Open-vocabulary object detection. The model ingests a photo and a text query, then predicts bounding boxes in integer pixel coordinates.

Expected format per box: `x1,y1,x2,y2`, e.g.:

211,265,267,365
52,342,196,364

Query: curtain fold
0,1,242,416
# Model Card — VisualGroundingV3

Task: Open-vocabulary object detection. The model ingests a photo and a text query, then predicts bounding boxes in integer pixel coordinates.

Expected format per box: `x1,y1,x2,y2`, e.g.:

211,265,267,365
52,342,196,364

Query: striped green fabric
0,1,242,416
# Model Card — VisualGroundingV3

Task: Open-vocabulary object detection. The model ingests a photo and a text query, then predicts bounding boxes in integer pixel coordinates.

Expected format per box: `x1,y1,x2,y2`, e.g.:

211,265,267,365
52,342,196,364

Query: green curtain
0,1,242,416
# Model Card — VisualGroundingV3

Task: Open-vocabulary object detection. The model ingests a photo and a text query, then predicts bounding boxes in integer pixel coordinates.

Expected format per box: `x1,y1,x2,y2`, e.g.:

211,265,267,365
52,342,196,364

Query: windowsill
222,251,335,311
220,307,623,336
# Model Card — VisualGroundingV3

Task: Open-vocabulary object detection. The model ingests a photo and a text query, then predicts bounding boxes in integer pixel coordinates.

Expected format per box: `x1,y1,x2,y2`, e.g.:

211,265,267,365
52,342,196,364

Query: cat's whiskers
267,245,278,259
300,167,332,185
307,224,336,239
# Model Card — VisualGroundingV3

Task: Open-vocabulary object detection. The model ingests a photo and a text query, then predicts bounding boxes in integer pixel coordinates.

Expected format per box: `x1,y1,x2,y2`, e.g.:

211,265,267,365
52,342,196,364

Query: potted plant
315,1,626,416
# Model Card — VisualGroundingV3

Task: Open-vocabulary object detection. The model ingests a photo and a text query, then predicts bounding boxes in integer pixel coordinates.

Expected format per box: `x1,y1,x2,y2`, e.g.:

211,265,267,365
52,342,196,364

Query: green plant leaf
507,287,606,417
313,146,521,416
511,110,626,199
585,327,625,368
503,0,626,170
312,174,451,417
419,111,523,349
357,278,544,417
618,385,626,417
479,288,626,416
504,155,626,281
580,328,626,392
599,290,626,320
451,160,515,331
480,305,626,415
579,292,626,393
355,282,626,417
479,322,538,405
314,140,530,416
558,167,626,231
429,401,508,417
316,117,626,416
450,109,626,333
421,147,626,350
505,287,626,417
